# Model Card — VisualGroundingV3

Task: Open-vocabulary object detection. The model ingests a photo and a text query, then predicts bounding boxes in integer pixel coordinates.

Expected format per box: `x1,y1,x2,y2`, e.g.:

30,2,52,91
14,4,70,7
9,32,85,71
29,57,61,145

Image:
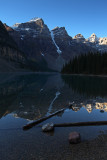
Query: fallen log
23,108,65,130
54,121,107,127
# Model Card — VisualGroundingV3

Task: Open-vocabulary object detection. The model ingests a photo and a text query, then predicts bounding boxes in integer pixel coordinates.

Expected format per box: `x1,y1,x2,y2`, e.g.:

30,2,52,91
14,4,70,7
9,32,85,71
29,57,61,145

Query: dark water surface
0,73,107,160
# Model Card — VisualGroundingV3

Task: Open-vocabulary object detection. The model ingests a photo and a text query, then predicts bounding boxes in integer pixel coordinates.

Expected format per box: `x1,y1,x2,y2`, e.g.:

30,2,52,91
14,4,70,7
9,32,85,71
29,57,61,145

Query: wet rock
69,131,81,144
42,123,54,132
100,110,104,113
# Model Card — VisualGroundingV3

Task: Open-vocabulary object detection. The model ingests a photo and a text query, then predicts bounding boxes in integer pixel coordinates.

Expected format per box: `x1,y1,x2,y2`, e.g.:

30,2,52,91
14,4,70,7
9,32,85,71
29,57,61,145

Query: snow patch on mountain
29,17,41,22
12,17,42,30
12,23,21,29
41,52,44,56
50,31,62,54
25,28,30,31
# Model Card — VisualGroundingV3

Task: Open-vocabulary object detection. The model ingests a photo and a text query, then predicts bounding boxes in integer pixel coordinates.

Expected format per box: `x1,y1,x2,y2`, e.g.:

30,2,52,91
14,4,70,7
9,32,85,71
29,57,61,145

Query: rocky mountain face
4,18,96,71
88,33,99,43
73,33,85,43
0,21,26,71
8,18,58,71
74,33,107,53
2,17,107,72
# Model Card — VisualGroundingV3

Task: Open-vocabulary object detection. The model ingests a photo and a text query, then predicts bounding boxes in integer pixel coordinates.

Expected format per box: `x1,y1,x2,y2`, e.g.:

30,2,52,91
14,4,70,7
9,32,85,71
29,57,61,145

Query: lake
0,72,107,160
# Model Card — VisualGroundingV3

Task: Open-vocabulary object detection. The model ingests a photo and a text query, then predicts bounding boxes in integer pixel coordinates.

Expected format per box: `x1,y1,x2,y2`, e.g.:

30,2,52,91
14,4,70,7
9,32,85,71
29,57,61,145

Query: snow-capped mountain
88,33,99,43
73,33,107,52
3,17,106,71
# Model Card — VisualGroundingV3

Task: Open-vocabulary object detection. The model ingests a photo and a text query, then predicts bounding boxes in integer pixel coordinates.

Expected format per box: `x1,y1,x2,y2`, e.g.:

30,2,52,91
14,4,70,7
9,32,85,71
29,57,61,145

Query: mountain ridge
1,17,107,72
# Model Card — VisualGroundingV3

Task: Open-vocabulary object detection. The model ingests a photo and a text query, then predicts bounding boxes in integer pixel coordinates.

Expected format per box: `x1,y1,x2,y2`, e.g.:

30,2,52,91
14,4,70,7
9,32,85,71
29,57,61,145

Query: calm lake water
0,72,107,160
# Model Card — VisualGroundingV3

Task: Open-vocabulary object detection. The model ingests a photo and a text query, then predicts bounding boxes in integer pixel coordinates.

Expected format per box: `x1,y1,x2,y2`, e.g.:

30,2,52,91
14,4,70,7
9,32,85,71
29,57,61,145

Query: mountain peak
29,17,42,22
12,17,43,29
52,26,65,31
90,33,97,37
73,33,85,43
88,33,99,43
74,33,84,39
52,26,59,30
51,26,68,38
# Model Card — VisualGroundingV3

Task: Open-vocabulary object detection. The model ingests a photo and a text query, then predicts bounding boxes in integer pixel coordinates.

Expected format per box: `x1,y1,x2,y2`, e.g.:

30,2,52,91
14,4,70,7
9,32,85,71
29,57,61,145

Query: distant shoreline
61,73,107,78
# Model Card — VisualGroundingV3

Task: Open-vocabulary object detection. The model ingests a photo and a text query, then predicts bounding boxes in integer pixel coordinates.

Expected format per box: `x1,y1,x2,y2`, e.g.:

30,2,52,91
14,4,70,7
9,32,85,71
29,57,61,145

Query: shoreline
61,73,107,78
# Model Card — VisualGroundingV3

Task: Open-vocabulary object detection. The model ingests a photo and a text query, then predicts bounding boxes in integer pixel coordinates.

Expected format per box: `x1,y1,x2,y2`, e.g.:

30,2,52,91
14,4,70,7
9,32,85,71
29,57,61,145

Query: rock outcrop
73,33,85,42
88,33,99,43
42,123,54,132
99,37,107,45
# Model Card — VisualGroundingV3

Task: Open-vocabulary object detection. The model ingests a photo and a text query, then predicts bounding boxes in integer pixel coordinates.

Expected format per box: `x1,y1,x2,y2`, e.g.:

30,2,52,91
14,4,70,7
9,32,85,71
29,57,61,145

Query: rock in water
100,110,104,113
42,123,54,132
69,132,81,144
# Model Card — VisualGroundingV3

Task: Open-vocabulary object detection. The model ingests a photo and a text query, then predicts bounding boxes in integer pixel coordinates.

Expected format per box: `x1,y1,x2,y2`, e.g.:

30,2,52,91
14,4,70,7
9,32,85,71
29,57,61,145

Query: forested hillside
61,52,107,75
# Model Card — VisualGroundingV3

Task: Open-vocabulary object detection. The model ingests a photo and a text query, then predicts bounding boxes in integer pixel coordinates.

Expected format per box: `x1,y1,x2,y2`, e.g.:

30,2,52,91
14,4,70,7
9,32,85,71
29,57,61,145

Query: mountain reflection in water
0,73,107,121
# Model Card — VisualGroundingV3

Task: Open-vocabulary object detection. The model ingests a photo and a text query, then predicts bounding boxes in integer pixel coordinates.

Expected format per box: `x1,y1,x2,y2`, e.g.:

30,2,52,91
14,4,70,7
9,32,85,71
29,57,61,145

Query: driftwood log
23,108,65,130
23,103,107,130
54,121,107,127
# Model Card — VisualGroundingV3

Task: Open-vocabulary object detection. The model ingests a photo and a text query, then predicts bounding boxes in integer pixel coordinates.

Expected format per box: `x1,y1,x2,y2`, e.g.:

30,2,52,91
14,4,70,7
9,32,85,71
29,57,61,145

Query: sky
0,0,107,38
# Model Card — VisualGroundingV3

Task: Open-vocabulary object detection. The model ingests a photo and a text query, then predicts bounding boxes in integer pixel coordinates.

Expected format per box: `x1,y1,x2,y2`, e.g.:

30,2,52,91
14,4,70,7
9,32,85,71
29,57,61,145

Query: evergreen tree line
61,52,107,75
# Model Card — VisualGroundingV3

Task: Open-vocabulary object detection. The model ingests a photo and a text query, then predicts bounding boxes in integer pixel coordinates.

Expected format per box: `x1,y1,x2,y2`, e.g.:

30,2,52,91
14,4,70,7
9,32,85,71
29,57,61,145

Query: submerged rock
42,123,54,132
69,131,81,144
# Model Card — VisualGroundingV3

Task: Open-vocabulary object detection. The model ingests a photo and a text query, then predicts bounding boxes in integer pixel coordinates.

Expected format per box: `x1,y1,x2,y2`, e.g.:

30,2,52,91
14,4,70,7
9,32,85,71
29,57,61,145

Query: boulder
69,131,81,144
42,123,54,132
